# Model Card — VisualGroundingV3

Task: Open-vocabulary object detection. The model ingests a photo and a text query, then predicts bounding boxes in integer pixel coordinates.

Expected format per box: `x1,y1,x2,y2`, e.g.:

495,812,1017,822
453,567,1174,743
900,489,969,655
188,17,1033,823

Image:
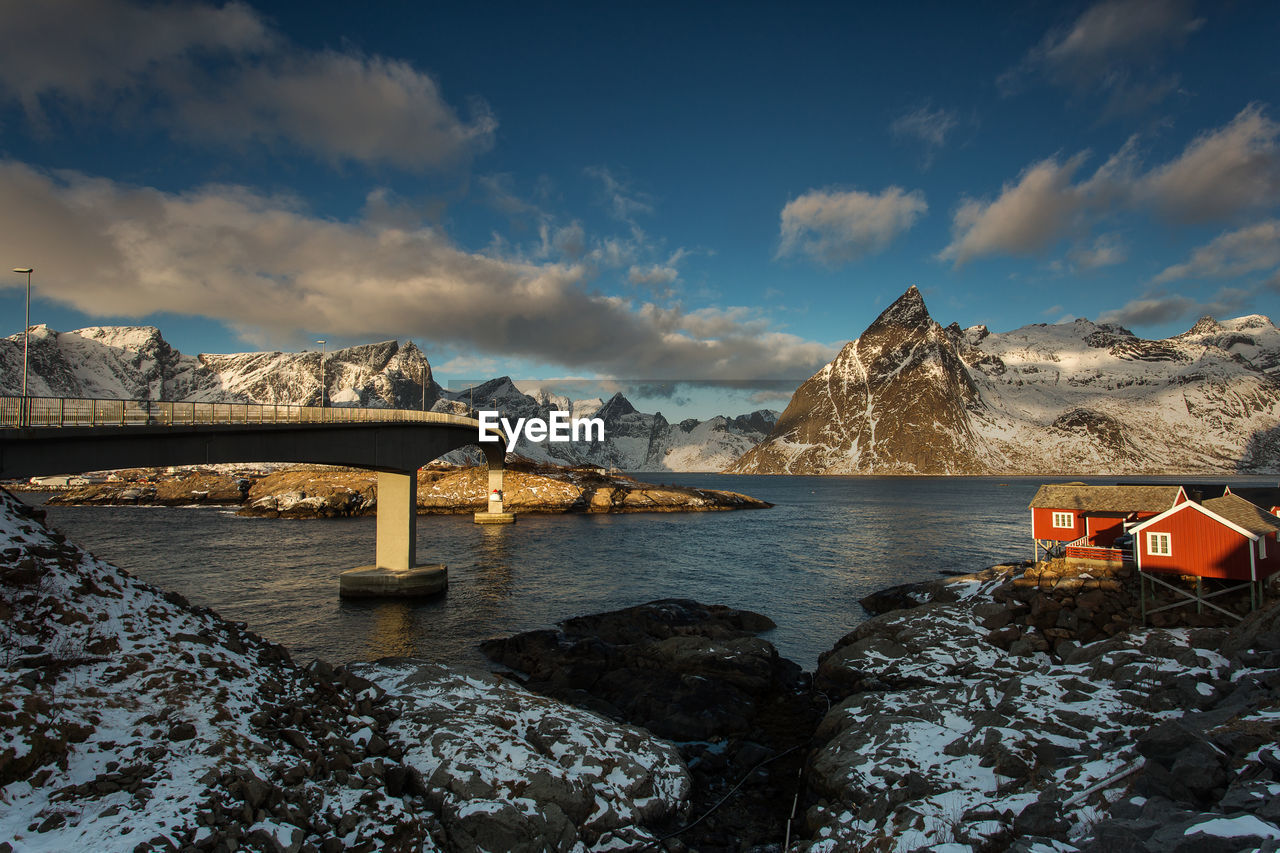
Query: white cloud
777,186,927,267
1068,233,1128,270
1154,220,1280,283
0,1,494,170
627,248,689,290
890,104,959,167
1001,0,1203,113
585,166,654,224
628,264,679,287
1040,0,1202,72
943,106,1280,264
0,161,834,381
940,154,1097,264
1138,105,1280,224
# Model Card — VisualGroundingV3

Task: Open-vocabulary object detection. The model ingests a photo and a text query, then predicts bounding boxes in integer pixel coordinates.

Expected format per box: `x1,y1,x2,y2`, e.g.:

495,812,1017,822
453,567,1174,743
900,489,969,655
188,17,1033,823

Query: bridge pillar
376,471,417,570
340,470,446,597
474,445,515,524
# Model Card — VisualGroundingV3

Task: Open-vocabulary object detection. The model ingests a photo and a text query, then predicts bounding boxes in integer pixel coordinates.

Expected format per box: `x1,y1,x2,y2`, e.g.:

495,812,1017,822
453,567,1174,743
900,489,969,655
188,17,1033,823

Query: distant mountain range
12,289,1280,477
731,286,1280,474
0,325,776,472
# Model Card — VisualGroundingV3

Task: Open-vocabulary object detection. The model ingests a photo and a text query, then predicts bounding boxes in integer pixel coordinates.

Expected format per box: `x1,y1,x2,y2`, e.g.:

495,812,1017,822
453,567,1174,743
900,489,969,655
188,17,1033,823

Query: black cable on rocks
653,743,805,846
783,761,804,848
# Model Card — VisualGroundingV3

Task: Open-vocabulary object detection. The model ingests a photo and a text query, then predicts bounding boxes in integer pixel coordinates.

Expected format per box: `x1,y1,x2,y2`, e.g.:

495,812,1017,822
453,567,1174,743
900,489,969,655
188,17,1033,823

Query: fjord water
24,474,1252,670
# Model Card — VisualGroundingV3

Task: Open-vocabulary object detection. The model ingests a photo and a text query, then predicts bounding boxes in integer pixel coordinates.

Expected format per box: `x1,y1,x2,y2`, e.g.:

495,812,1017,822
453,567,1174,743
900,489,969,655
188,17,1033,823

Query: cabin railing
1065,545,1132,564
0,396,476,429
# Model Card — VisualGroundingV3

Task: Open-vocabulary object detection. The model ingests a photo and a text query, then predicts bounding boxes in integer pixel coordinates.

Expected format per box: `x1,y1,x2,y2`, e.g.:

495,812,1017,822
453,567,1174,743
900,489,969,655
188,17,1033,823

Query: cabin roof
1226,486,1280,508
1028,484,1183,513
1200,495,1280,537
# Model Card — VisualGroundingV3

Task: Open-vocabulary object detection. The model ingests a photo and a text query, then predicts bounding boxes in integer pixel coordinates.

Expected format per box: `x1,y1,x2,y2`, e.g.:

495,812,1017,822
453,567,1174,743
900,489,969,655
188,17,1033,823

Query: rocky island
39,459,771,518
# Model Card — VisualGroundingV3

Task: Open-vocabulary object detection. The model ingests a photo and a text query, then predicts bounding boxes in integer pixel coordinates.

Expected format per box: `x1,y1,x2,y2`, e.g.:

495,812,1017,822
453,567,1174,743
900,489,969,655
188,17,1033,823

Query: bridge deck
0,395,513,576
1,395,475,429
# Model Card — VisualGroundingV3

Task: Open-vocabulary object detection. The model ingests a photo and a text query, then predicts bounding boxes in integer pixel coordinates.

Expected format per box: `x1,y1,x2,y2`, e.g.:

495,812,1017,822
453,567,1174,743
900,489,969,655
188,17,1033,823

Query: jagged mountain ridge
432,377,777,471
0,325,775,472
731,286,1280,474
0,324,443,408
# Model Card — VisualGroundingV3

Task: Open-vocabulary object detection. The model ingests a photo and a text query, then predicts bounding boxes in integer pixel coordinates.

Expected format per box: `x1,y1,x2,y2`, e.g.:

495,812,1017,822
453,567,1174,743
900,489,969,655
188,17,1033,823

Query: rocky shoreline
0,489,690,851
4,484,1280,851
36,460,771,518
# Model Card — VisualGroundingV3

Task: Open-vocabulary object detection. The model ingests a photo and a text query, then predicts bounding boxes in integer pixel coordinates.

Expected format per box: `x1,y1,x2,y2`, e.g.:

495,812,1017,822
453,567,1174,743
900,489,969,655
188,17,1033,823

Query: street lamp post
13,267,32,427
316,339,326,420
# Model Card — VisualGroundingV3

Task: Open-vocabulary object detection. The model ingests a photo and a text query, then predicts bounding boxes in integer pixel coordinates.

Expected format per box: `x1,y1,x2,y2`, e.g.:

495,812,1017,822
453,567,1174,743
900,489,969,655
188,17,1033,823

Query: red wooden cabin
1131,495,1280,581
1028,484,1186,561
1130,494,1280,619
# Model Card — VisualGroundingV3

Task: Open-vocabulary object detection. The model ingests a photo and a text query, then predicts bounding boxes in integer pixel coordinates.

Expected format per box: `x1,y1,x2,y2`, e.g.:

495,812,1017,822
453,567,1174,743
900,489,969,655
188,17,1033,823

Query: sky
0,0,1277,419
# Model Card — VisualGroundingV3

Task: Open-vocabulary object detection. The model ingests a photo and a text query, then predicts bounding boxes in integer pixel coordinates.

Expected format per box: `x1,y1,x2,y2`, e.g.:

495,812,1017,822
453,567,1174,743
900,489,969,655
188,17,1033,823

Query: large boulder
481,599,821,851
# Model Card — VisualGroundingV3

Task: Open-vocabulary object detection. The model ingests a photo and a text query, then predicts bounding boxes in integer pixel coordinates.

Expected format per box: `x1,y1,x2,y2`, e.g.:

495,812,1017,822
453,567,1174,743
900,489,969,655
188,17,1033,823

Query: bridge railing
0,395,479,429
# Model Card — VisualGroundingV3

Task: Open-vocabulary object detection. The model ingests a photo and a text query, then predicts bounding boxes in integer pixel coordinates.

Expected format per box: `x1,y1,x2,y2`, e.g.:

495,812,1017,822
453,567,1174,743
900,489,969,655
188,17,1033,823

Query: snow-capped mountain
433,376,777,471
0,325,775,472
730,286,1280,475
0,325,441,408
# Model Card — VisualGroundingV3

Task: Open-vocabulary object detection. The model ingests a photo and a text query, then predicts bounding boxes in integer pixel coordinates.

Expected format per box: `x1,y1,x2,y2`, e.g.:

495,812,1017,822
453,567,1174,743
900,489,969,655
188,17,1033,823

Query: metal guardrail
0,395,480,430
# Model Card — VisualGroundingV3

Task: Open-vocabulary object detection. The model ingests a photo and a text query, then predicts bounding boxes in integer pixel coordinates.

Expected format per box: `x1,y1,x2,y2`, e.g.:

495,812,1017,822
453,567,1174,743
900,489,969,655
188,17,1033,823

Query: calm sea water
24,474,1277,671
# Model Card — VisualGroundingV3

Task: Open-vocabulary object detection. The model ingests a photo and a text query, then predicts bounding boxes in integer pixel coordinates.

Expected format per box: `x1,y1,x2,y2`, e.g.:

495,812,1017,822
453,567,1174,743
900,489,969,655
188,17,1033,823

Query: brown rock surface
42,462,771,517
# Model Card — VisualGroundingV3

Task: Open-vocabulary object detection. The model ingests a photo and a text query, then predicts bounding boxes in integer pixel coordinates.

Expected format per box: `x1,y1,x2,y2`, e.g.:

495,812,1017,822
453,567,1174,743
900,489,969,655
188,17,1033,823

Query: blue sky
0,1,1277,418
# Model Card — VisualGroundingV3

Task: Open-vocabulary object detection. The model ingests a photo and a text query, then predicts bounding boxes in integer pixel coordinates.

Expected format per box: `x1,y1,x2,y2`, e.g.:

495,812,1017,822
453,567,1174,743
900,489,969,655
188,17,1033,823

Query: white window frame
1052,511,1074,529
1260,537,1267,559
1147,531,1172,557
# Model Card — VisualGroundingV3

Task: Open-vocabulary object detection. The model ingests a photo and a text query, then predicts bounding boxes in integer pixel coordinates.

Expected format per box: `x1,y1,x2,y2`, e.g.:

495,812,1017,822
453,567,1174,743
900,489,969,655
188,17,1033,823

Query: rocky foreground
802,565,1280,852
481,600,824,852
7,480,1280,852
40,461,770,518
0,489,690,851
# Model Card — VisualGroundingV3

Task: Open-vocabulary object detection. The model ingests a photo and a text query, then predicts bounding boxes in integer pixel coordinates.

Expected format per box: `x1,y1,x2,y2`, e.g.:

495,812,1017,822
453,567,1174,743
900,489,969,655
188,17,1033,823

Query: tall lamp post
316,339,326,420
13,267,32,427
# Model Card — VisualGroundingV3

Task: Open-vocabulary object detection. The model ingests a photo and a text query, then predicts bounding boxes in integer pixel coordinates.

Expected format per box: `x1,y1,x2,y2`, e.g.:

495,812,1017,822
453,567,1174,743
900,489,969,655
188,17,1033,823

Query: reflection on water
361,601,418,660
474,523,514,602
28,473,1277,670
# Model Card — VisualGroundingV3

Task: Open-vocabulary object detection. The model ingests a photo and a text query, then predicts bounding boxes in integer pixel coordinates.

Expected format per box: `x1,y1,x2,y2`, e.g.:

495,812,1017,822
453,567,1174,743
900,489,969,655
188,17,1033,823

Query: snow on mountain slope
0,325,442,409
1,326,772,471
731,287,1280,474
436,379,777,471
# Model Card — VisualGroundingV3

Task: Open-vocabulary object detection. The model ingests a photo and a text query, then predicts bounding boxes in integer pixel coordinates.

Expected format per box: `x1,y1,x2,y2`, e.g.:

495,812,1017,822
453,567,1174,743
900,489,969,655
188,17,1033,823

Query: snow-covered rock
352,660,690,852
0,489,690,851
732,287,1280,474
796,568,1280,852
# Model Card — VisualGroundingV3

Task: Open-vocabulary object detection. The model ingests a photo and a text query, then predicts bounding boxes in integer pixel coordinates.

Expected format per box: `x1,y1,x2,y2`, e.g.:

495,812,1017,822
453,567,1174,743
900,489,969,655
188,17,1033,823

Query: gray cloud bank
0,1,494,170
0,162,835,381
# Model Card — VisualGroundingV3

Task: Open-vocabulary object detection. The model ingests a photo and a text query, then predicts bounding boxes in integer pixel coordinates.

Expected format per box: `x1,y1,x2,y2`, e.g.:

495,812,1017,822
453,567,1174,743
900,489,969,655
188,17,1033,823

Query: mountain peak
1180,316,1223,338
869,285,932,332
596,392,638,419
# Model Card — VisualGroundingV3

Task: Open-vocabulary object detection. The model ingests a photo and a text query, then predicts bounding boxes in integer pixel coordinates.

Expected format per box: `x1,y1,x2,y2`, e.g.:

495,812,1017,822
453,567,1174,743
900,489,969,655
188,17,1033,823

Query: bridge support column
340,471,447,597
474,446,515,524
376,471,416,570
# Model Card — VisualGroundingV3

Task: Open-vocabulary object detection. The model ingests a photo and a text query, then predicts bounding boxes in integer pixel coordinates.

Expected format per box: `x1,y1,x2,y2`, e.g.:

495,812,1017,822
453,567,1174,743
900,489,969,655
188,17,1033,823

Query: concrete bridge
0,396,512,592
